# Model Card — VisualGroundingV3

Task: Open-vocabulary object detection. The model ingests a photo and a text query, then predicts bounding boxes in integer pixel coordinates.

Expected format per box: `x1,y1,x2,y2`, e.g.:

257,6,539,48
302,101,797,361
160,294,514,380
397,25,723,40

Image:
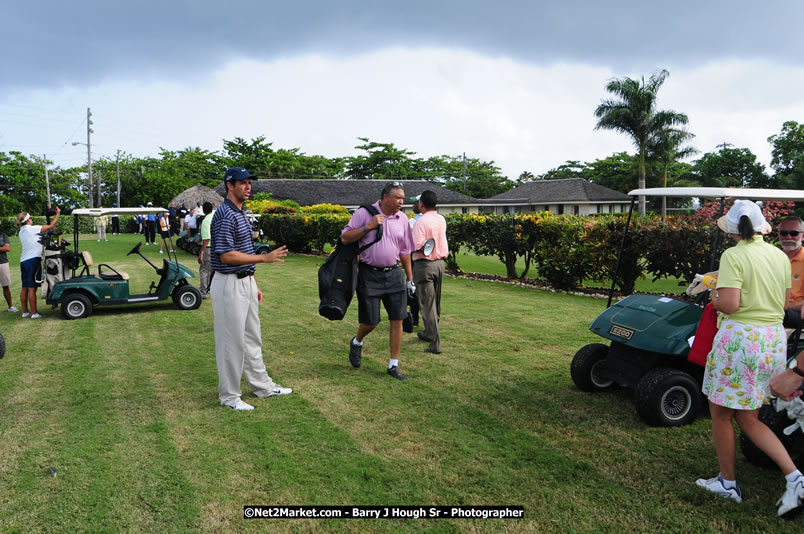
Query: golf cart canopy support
70,207,168,255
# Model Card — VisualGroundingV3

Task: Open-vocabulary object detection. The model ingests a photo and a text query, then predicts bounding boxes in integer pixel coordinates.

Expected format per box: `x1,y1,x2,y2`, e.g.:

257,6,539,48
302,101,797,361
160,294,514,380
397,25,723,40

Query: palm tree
594,69,689,215
649,127,698,218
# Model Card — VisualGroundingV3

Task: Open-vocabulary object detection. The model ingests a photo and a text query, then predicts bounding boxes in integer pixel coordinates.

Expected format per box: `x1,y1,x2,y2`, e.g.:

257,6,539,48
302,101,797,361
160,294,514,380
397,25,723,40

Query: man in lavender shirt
341,182,416,381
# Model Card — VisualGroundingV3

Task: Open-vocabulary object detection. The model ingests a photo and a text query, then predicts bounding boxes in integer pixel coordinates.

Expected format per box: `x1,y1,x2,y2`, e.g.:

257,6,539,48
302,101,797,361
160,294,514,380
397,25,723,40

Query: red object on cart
688,302,718,366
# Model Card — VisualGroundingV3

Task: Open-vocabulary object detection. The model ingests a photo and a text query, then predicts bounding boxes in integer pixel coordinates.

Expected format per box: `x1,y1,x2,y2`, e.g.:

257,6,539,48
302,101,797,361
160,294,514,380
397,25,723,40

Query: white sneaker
227,399,254,411
21,312,30,318
777,475,804,517
159,250,163,254
264,386,292,397
695,474,742,503
8,306,18,313
30,313,42,319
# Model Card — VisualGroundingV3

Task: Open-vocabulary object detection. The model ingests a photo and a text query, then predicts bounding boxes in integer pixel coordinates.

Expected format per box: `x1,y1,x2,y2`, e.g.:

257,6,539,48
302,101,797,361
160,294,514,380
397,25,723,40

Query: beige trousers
199,249,211,295
210,273,276,406
413,259,444,353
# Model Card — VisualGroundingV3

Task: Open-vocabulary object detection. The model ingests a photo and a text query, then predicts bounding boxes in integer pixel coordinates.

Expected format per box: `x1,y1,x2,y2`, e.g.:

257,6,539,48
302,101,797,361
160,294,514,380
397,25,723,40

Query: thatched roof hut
171,184,224,210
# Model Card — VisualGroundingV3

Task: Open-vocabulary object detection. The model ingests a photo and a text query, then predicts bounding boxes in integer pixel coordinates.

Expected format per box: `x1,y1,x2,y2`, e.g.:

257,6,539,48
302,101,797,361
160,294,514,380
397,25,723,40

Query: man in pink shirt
411,190,449,354
341,182,416,381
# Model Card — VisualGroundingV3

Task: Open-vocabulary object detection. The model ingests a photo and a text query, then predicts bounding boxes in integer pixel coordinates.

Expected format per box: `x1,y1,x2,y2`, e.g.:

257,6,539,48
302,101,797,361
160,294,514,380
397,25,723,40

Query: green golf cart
44,207,202,319
571,187,804,427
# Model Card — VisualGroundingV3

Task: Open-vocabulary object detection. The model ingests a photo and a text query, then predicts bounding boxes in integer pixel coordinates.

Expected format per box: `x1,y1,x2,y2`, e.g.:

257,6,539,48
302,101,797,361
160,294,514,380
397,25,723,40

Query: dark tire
635,368,701,427
571,343,616,392
0,333,5,359
741,402,804,468
61,293,92,320
173,285,201,310
258,247,271,255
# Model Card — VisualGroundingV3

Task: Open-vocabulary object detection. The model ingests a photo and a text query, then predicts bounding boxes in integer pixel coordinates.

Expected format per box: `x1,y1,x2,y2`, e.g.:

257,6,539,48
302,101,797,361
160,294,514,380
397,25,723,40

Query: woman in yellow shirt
696,200,804,518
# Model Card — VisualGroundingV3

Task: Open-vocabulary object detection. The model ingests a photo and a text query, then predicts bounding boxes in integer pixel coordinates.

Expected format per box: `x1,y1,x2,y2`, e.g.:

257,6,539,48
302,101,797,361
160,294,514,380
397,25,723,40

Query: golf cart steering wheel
127,242,143,256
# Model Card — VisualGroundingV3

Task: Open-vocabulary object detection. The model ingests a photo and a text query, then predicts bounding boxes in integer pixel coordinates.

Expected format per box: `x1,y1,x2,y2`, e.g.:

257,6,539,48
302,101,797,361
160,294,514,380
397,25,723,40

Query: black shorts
160,230,171,239
356,264,407,325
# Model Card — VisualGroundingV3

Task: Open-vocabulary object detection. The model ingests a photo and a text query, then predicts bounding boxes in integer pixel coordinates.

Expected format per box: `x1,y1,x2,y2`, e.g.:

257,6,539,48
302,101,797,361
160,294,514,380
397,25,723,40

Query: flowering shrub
259,203,800,295
299,203,349,214
245,198,301,214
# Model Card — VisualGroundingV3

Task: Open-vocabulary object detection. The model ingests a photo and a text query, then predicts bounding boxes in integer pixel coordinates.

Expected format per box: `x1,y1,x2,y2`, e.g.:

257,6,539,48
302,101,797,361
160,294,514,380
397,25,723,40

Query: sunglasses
780,231,801,237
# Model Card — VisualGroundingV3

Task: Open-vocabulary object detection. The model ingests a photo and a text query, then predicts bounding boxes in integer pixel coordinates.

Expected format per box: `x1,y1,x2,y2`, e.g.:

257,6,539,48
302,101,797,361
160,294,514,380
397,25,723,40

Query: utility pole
86,108,94,208
97,169,102,206
116,150,121,208
462,152,467,192
43,154,52,208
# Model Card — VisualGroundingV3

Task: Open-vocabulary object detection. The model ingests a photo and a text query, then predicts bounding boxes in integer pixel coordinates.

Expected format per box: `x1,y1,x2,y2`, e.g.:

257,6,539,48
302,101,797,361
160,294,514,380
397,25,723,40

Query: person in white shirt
16,208,60,318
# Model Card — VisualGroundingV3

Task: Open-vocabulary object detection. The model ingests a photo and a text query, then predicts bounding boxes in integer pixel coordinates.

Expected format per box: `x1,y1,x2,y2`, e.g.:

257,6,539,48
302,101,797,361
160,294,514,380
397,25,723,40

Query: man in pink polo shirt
341,182,415,381
411,190,449,354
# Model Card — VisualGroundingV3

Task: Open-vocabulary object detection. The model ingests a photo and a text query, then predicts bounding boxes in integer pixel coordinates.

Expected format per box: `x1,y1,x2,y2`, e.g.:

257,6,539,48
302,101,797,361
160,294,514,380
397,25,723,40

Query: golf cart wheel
0,332,5,359
62,293,92,320
173,285,202,310
258,247,271,255
635,367,701,427
570,343,616,392
741,402,804,468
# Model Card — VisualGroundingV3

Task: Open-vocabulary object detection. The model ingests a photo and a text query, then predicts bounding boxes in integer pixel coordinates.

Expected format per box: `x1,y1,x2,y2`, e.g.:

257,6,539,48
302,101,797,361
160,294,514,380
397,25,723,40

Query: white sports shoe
695,474,742,503
30,313,42,319
777,475,804,518
21,312,31,318
264,386,293,397
8,306,18,313
227,399,254,411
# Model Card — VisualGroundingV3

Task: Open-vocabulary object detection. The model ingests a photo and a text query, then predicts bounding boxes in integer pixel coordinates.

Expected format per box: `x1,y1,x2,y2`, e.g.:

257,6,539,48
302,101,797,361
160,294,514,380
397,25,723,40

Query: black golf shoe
349,337,362,368
387,366,407,381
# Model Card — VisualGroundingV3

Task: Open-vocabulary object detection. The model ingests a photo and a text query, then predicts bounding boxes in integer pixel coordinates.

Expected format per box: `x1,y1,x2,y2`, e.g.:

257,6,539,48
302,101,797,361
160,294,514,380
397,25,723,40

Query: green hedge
259,210,774,295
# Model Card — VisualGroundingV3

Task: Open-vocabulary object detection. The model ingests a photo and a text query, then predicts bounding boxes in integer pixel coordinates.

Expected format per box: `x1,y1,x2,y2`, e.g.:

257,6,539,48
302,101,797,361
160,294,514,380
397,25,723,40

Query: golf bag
318,205,382,321
39,232,76,301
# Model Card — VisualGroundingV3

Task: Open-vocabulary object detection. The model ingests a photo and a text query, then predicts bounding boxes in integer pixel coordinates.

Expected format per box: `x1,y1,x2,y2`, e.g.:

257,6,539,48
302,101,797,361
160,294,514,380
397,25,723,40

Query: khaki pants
413,259,444,353
96,225,106,240
199,249,211,295
210,273,277,406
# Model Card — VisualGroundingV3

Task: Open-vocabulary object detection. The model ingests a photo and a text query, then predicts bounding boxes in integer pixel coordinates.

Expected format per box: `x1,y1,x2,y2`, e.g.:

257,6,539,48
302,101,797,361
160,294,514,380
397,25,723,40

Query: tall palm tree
649,127,697,218
594,69,689,215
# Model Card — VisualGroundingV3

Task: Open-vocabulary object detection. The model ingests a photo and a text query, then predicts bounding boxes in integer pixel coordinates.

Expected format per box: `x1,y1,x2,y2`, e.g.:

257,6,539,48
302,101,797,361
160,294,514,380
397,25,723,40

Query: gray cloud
5,1,804,92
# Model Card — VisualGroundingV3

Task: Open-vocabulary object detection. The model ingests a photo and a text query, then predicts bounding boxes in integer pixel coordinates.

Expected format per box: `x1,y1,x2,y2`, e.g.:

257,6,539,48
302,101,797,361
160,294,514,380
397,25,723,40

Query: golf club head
422,238,435,257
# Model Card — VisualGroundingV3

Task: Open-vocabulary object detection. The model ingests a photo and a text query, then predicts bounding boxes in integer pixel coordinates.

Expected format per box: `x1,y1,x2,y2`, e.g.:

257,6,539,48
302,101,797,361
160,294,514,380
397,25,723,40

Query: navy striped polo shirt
210,198,256,274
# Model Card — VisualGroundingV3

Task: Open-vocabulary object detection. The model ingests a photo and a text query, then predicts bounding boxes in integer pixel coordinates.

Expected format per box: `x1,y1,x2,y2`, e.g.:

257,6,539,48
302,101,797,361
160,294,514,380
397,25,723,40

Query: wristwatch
789,359,804,378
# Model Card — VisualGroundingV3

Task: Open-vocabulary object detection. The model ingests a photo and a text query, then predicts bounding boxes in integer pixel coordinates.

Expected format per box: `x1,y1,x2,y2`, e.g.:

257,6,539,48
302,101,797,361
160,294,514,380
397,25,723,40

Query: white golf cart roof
72,207,168,216
629,187,804,202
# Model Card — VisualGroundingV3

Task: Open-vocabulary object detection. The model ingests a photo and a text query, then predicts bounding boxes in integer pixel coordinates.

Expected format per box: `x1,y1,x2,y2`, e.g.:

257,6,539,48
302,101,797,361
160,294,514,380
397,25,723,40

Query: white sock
720,476,737,489
388,359,398,369
785,470,803,483
352,337,362,346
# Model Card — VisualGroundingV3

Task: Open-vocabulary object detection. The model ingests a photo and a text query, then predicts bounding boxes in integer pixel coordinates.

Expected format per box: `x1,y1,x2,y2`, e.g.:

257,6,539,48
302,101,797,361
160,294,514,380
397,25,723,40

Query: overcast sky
3,1,804,180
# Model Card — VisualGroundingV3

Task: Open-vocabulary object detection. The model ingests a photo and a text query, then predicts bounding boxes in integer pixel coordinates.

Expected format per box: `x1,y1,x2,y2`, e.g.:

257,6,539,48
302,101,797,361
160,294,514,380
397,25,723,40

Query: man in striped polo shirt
210,167,292,411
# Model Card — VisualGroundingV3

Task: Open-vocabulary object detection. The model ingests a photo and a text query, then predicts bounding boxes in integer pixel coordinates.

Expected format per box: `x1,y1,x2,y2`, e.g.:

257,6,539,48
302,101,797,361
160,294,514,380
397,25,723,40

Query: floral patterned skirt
701,318,787,410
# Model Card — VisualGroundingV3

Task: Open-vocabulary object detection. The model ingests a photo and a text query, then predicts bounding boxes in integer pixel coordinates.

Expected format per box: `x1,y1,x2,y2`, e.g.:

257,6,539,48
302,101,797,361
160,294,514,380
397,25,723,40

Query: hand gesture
263,245,288,263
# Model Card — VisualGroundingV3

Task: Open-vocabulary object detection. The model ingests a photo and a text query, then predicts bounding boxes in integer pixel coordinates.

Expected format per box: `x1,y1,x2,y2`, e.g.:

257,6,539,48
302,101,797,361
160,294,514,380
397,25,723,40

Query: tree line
2,68,804,215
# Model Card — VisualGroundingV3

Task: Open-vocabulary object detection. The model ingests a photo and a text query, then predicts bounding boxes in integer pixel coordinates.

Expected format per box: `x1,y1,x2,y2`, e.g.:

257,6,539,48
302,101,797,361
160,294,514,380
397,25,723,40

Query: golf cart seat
77,251,94,276
97,264,129,281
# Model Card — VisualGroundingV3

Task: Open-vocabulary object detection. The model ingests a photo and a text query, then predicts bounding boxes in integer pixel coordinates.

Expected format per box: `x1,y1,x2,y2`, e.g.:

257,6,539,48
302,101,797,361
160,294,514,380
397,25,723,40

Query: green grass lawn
0,234,800,532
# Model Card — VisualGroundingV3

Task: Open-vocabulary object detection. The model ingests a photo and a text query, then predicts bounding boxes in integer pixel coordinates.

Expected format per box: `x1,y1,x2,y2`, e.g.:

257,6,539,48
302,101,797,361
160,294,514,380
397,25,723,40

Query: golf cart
44,207,202,319
571,187,804,428
247,212,273,255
